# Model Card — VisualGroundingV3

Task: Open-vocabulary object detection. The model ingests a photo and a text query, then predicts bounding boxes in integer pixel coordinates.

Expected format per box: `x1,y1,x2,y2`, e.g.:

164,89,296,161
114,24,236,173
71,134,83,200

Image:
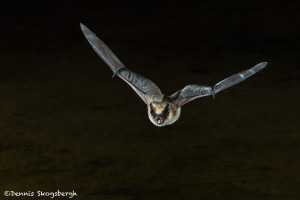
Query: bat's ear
168,90,194,107
168,90,182,107
169,85,214,107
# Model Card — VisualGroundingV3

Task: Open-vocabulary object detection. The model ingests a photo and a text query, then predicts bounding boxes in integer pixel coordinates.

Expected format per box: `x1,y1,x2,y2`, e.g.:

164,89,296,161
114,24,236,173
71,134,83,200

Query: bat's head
148,101,181,127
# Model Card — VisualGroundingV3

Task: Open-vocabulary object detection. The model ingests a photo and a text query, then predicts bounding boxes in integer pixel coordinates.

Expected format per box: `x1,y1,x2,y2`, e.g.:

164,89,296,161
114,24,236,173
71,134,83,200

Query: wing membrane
170,62,267,107
214,62,267,94
169,85,214,107
80,23,163,104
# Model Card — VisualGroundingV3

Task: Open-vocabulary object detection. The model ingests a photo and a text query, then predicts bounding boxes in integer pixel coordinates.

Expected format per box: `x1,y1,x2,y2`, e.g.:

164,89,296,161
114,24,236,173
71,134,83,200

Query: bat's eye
150,103,156,115
162,104,170,117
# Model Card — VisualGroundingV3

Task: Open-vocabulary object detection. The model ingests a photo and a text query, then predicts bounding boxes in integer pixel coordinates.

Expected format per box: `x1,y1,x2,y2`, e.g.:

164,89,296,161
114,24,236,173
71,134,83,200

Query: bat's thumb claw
112,72,118,78
112,69,123,78
212,90,216,99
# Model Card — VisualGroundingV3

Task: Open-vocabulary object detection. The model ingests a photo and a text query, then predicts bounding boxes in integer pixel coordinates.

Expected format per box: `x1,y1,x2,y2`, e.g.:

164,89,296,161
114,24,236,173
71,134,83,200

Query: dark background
0,1,299,199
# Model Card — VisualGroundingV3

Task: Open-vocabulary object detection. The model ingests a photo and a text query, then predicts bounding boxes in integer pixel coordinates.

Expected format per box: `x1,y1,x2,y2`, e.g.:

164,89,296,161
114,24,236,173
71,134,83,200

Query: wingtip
80,23,87,31
260,61,268,67
254,62,268,70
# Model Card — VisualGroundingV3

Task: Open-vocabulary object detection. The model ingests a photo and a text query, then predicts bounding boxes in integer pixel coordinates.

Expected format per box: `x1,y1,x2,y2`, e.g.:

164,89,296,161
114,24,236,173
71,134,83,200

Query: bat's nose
156,118,162,124
155,116,163,124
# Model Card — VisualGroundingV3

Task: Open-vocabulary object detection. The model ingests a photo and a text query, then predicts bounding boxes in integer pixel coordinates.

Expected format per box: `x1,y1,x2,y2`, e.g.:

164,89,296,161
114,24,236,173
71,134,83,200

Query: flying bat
80,23,267,127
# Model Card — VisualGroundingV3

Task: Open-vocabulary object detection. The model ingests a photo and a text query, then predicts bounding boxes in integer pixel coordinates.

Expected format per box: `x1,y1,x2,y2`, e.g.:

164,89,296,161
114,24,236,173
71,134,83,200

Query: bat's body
80,24,267,127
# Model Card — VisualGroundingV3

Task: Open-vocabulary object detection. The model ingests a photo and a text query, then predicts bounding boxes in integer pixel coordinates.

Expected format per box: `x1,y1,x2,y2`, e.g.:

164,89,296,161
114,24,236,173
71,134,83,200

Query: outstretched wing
169,62,267,107
80,23,163,104
213,62,267,93
169,85,214,107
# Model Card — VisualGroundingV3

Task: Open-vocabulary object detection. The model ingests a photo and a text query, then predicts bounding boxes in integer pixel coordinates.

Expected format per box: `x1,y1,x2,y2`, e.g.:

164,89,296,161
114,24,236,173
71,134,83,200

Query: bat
80,23,267,127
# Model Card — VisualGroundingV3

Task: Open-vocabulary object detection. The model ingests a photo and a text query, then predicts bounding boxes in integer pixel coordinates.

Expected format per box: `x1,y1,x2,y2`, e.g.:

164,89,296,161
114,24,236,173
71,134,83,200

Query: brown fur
151,101,168,114
148,101,181,126
149,101,177,119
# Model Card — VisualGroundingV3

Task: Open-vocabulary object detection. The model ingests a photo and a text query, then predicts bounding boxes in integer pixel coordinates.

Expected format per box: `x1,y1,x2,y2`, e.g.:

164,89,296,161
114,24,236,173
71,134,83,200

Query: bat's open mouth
156,117,163,124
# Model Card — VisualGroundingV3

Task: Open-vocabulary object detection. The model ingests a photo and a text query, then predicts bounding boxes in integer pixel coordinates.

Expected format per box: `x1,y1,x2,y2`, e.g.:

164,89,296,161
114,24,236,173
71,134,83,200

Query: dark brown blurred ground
0,1,300,199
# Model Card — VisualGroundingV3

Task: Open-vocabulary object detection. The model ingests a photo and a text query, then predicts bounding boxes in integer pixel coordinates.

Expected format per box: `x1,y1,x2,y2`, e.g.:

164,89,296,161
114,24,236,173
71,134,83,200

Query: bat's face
148,101,181,127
